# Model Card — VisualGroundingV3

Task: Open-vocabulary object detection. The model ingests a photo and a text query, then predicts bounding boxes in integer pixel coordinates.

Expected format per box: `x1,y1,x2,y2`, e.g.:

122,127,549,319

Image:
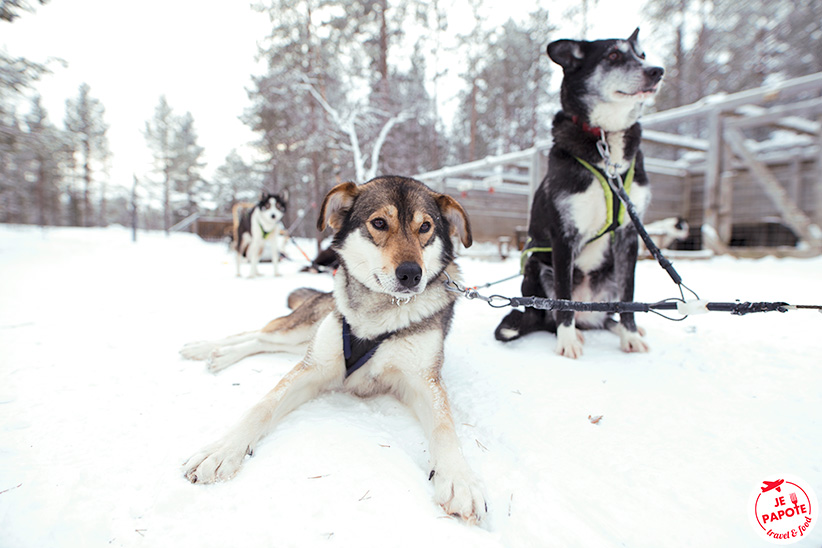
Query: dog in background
640,216,689,256
183,176,486,523
232,191,288,278
495,28,663,358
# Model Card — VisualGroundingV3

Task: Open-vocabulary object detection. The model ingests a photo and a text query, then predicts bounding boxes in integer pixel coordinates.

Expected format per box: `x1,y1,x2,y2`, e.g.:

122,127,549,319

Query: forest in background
1,0,821,237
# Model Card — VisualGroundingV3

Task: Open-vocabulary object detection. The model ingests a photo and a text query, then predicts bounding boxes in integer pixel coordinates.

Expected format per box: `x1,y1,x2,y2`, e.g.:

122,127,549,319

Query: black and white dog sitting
495,29,664,358
232,191,288,278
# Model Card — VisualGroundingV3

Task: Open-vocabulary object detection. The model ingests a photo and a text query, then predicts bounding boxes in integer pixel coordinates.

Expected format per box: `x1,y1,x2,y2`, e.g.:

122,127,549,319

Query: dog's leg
235,238,244,278
247,240,262,278
192,292,333,372
395,352,486,523
184,316,343,483
495,257,556,341
184,358,340,484
272,233,280,277
180,331,260,361
552,241,584,358
206,325,317,373
612,231,649,353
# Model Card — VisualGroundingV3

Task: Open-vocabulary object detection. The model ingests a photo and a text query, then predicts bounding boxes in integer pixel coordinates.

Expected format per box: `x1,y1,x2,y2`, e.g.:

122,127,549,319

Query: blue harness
341,317,394,378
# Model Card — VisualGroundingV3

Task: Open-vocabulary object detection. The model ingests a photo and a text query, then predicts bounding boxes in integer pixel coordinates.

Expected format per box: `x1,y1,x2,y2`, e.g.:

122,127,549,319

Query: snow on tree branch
301,76,410,182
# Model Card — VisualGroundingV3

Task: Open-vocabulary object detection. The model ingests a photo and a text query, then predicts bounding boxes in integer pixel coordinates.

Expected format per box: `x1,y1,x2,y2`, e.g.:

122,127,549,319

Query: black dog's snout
396,262,422,289
645,66,664,83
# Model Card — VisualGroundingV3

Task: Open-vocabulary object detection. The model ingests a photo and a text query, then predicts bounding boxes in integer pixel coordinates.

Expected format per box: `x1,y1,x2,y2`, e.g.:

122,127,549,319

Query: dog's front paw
180,341,215,361
183,441,252,484
429,464,487,524
556,324,585,359
619,329,649,353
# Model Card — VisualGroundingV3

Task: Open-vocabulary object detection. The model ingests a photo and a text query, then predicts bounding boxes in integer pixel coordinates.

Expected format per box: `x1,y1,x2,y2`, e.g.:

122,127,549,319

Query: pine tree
64,83,110,227
25,95,66,226
0,0,47,22
144,96,176,233
451,9,555,163
212,150,265,216
173,111,206,217
144,97,208,230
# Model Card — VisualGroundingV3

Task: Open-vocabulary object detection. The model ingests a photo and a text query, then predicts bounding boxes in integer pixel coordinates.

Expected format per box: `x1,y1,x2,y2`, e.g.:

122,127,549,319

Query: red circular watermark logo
748,474,818,544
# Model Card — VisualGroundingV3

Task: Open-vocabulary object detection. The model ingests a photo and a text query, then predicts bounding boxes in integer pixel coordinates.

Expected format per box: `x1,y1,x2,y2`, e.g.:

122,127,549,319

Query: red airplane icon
761,479,784,493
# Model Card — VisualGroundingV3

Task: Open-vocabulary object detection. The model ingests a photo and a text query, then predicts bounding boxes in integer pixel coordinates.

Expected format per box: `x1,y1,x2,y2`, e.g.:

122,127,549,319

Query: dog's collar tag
341,317,392,378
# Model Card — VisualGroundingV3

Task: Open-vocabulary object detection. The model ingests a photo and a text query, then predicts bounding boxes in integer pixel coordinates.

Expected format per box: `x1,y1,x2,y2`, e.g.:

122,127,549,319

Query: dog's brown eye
419,222,431,234
371,218,388,231
608,51,621,61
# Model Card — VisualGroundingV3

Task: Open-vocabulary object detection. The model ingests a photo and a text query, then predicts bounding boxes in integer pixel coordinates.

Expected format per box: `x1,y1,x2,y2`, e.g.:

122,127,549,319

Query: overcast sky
3,0,648,193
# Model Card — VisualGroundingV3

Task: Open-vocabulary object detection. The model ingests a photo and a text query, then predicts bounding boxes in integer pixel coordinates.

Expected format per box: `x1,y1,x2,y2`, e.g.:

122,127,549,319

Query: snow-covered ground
1,224,820,547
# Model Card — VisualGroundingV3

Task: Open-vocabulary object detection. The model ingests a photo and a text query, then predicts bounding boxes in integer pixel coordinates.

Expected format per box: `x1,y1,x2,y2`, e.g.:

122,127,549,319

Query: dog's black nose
645,66,664,83
396,262,422,289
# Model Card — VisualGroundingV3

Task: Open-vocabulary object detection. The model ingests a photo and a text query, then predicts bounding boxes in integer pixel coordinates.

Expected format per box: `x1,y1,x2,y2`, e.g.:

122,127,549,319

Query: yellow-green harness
520,156,636,272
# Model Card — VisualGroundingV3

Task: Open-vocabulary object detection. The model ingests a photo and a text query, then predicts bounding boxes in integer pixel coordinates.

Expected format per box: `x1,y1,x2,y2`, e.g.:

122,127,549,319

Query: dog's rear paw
556,324,584,359
183,441,252,484
430,466,487,525
494,310,523,342
180,341,215,361
206,350,239,374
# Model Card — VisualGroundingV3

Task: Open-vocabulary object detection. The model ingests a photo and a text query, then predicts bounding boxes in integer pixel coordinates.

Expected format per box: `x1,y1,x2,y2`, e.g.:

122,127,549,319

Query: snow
1,224,820,547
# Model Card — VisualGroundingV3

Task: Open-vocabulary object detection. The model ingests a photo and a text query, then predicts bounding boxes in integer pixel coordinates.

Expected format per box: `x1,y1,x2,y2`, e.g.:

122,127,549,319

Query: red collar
571,115,604,138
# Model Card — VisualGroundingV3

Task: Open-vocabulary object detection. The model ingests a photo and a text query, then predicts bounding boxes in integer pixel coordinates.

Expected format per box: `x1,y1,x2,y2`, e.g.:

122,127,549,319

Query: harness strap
520,237,553,273
575,156,636,243
342,317,393,378
519,157,636,273
258,221,272,240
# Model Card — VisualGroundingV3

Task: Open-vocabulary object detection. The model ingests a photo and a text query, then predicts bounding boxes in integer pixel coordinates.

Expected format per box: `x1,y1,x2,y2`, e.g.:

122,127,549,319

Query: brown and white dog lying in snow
182,176,486,523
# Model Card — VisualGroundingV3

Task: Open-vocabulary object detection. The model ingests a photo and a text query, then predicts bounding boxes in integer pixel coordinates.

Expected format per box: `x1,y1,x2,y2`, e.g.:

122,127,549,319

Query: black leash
443,271,821,318
444,133,822,318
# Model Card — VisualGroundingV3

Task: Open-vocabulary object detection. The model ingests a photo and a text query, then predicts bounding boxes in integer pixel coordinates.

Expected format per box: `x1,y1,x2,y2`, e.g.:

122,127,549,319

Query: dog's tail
287,288,326,310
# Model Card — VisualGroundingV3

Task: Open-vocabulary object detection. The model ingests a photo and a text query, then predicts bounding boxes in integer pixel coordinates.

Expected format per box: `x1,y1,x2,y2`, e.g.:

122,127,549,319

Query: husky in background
495,29,664,358
232,191,287,278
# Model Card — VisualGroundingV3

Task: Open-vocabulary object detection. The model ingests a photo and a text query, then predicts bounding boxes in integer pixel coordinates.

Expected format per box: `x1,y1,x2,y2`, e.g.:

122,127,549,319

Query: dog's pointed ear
279,188,289,204
436,194,472,248
318,182,359,232
628,27,640,44
547,39,585,72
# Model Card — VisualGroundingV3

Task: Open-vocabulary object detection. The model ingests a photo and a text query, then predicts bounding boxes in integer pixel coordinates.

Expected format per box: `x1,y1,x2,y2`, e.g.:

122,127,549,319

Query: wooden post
816,116,822,229
717,142,735,244
702,109,723,249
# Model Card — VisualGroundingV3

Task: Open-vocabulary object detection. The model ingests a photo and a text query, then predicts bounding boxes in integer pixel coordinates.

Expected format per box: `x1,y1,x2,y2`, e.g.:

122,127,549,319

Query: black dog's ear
436,194,472,248
318,182,359,232
547,39,585,72
628,27,640,44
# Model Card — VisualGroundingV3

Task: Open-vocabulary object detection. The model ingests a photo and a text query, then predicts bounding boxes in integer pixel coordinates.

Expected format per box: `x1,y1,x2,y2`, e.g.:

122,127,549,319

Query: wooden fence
416,72,822,257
